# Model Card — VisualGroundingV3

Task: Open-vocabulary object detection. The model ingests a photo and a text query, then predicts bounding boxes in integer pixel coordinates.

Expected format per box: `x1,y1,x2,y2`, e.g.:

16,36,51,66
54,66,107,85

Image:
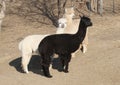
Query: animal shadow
51,57,63,72
9,55,63,76
9,55,44,76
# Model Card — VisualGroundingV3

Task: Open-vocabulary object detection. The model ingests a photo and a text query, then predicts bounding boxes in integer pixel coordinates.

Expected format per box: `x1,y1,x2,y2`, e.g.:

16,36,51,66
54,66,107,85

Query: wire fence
6,0,120,15
5,0,120,26
103,0,120,14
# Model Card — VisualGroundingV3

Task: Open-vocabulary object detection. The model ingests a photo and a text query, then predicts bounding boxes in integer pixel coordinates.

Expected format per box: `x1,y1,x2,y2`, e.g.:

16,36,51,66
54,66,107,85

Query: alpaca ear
79,15,82,18
65,8,67,12
71,6,74,10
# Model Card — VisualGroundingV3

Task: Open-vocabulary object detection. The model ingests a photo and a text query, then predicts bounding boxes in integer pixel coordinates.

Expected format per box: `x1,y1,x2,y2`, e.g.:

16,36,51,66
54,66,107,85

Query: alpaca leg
82,44,87,53
72,49,79,58
41,55,52,78
49,55,54,70
64,54,71,73
60,56,65,71
42,65,52,78
21,53,32,73
0,20,2,31
49,64,52,70
82,29,88,53
60,54,71,73
59,54,67,71
72,53,75,58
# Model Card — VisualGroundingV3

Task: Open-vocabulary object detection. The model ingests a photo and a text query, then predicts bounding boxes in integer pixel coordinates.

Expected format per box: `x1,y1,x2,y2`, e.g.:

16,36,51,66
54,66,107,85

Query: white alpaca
0,0,6,31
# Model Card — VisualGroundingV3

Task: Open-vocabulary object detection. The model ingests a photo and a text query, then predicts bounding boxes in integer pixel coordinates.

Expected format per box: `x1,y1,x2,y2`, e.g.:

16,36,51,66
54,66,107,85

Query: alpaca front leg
0,20,2,31
72,53,75,58
42,65,52,78
63,62,69,73
42,56,52,78
82,44,87,53
82,29,88,53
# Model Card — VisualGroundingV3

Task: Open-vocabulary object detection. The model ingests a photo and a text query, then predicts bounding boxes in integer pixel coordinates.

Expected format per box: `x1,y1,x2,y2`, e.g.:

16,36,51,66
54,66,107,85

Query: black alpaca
38,16,92,78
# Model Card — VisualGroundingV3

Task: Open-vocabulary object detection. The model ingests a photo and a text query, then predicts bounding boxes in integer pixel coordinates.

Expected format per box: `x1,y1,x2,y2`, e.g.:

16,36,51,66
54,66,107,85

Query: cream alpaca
57,7,88,54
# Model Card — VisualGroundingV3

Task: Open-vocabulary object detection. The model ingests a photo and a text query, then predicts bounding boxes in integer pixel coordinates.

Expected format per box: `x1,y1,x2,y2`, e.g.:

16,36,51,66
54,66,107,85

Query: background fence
4,0,120,26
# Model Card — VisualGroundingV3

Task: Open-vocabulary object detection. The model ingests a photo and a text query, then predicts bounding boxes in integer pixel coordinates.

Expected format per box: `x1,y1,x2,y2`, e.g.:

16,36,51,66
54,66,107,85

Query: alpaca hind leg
72,49,79,58
82,30,88,53
60,54,71,73
0,20,2,31
59,54,66,71
64,54,71,73
21,53,32,73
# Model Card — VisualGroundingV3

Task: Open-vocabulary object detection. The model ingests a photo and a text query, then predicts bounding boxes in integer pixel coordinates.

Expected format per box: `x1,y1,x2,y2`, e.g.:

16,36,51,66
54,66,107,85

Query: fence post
113,0,115,13
0,0,6,32
97,0,103,15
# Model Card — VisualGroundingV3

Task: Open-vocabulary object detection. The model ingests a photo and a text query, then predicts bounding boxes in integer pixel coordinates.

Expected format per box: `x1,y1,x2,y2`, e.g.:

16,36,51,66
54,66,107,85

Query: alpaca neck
0,10,5,19
73,21,87,43
0,10,4,14
64,14,73,24
64,15,73,32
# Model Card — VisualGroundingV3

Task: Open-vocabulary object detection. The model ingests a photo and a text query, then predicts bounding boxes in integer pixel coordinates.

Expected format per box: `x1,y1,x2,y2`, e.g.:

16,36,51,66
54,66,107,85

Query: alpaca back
39,34,80,54
19,35,48,53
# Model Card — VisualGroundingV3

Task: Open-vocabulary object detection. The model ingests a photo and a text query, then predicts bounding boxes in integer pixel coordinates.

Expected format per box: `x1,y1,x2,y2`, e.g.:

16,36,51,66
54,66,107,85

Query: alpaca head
80,16,92,27
58,18,67,28
65,7,74,18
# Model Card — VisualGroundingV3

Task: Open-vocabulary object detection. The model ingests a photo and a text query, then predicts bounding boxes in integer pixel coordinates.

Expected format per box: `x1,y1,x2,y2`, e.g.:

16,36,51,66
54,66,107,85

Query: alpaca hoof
63,70,69,73
83,49,87,53
82,45,87,53
72,55,76,58
22,69,29,73
45,75,53,78
58,69,64,72
83,50,86,53
49,65,52,70
21,66,29,73
26,72,29,74
24,71,29,74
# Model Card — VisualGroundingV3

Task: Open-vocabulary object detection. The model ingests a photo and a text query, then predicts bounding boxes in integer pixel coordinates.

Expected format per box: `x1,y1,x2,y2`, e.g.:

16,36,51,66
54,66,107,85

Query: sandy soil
0,12,120,85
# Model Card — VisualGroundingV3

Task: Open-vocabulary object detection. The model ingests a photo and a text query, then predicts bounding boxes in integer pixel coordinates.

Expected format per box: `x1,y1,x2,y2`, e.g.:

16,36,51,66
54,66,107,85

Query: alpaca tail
18,40,23,51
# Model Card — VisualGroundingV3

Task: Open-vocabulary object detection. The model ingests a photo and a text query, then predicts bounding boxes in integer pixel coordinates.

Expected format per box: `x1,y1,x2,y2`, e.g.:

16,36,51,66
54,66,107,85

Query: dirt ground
0,11,120,85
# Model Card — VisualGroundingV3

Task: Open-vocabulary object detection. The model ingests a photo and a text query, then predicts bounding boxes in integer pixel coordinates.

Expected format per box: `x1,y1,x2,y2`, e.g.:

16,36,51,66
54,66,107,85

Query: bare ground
0,13,120,85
